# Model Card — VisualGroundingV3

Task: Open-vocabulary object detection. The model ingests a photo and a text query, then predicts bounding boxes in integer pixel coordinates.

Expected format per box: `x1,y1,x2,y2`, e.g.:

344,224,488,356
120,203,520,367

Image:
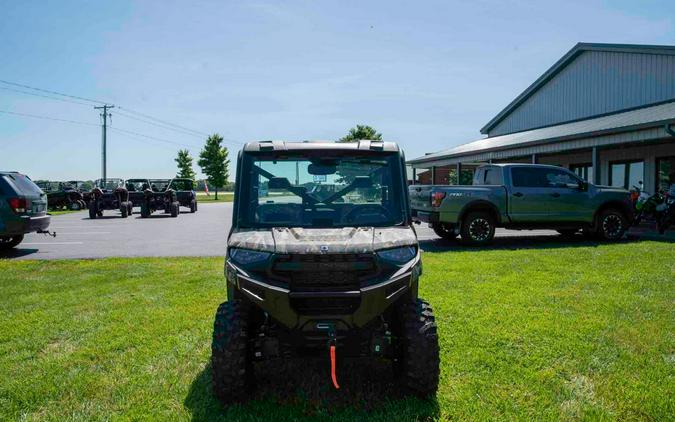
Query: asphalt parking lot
2,202,571,260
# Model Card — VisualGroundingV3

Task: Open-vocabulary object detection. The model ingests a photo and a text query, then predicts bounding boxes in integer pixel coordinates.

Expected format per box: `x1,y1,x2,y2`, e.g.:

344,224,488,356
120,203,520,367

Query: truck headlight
228,248,271,265
377,246,416,264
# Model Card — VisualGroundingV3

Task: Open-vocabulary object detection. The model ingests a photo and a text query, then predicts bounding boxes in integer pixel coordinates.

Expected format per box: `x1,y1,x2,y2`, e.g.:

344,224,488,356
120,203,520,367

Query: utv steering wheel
343,204,393,223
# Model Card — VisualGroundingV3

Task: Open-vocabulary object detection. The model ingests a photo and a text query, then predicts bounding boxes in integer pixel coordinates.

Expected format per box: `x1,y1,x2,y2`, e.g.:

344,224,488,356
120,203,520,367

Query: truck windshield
240,152,406,228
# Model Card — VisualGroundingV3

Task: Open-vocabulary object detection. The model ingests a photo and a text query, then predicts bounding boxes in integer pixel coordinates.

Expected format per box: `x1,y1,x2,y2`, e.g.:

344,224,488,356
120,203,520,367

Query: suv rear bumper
2,214,50,235
227,259,420,331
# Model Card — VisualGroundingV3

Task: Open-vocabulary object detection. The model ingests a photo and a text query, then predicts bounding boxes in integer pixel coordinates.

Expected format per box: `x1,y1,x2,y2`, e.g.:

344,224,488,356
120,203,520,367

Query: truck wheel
460,211,495,245
394,299,440,397
171,202,179,218
88,201,97,219
190,200,197,213
211,300,254,404
432,224,457,240
596,208,628,241
0,235,24,251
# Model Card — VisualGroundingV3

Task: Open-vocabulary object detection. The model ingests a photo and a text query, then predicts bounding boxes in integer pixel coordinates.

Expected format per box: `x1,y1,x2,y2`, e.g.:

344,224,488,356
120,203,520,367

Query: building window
609,161,644,190
414,167,432,185
656,156,675,191
570,163,593,184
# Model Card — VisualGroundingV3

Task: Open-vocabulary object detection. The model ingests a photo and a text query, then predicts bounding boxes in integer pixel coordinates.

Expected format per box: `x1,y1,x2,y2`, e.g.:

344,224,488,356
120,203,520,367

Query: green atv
211,140,440,404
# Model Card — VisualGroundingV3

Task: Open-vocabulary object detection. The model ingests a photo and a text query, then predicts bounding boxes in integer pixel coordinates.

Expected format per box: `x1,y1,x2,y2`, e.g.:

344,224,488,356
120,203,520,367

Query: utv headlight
228,248,271,265
377,246,416,264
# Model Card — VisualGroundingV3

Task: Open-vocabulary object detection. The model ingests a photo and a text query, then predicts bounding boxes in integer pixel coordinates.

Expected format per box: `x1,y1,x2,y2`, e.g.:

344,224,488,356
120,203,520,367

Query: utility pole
94,104,114,184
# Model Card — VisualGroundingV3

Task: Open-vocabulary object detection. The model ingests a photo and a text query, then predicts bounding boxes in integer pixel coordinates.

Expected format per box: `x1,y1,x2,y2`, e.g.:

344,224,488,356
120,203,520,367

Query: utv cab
211,140,440,404
140,179,180,218
125,178,151,210
88,178,132,219
169,178,198,213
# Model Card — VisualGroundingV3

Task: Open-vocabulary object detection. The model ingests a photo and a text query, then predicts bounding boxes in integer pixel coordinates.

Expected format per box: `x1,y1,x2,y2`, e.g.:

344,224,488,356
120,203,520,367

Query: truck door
508,166,570,223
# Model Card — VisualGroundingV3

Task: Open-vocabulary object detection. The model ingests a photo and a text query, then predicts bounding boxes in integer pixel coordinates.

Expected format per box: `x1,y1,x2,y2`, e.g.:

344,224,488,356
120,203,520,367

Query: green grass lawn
1,241,673,420
196,192,234,203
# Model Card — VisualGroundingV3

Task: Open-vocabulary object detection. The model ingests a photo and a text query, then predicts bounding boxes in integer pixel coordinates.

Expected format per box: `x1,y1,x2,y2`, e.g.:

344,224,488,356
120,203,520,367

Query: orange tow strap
330,345,340,389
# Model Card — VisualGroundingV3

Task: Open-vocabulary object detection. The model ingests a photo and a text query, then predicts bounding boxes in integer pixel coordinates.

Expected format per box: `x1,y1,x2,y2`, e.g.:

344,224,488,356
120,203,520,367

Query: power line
116,106,210,137
109,127,201,149
0,79,107,105
0,109,99,126
0,86,93,107
113,110,205,139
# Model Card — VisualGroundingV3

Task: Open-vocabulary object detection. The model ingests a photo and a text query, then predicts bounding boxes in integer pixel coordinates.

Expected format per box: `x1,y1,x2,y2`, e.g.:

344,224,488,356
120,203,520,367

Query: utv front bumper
226,255,420,331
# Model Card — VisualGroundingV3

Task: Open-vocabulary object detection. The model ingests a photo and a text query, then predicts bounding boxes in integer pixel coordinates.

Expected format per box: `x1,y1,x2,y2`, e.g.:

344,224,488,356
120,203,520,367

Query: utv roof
243,140,400,153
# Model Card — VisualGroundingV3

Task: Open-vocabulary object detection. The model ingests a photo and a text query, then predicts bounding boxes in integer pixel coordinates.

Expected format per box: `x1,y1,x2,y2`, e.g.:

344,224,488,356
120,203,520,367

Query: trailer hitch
37,229,56,238
317,322,340,390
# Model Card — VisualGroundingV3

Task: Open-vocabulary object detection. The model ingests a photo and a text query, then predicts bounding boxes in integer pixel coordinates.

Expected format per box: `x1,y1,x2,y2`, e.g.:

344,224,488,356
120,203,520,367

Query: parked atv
211,140,439,405
140,179,180,218
125,178,151,211
169,178,198,213
88,178,132,219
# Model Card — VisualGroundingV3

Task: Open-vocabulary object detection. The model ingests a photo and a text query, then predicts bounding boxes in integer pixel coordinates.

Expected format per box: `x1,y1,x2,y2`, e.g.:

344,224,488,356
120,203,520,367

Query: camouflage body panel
228,226,416,254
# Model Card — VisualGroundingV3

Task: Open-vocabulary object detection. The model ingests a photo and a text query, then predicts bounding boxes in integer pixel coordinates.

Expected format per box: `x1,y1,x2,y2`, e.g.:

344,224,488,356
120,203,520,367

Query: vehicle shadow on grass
184,360,440,421
418,233,673,253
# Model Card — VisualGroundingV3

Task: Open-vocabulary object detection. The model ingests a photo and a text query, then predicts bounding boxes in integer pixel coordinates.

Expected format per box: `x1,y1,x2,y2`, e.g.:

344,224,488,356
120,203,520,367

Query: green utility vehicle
140,179,180,218
410,163,633,245
88,178,132,219
169,178,198,213
125,178,151,210
211,140,439,404
0,171,53,250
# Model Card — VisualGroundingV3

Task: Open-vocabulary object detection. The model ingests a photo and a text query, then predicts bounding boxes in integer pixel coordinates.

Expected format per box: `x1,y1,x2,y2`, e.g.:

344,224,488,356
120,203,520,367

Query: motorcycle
630,181,667,229
657,185,675,234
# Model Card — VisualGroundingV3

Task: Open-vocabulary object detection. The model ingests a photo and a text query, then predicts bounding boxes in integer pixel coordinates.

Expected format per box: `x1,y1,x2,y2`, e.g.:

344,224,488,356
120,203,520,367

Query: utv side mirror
268,177,291,190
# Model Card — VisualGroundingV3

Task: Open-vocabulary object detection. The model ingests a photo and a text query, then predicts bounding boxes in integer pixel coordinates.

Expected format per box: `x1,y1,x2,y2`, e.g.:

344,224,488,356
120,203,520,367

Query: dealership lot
5,202,568,260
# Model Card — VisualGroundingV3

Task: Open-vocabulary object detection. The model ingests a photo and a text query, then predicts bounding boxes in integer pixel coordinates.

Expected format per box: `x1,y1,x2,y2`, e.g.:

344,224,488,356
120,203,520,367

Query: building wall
489,51,675,136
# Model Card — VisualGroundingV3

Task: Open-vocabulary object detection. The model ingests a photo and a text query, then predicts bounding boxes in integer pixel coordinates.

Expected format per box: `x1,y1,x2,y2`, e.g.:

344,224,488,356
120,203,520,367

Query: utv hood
228,226,417,254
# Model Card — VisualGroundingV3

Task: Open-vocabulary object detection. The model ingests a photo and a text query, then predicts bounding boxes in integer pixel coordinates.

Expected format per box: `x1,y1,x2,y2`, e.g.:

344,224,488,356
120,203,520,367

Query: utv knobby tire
127,202,133,216
170,202,179,218
88,201,97,219
460,211,495,246
396,299,440,398
69,201,81,211
141,203,150,218
432,224,457,241
121,204,128,218
0,235,24,251
190,200,197,213
211,301,254,405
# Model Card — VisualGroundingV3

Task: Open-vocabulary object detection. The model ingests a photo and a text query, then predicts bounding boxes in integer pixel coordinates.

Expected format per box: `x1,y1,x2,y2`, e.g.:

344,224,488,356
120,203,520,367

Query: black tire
190,200,197,213
127,202,133,216
556,229,579,238
395,299,440,397
432,224,457,240
460,211,495,245
211,301,254,405
120,203,128,218
171,202,179,218
141,202,150,218
69,201,81,211
596,208,628,241
88,201,97,219
0,235,24,251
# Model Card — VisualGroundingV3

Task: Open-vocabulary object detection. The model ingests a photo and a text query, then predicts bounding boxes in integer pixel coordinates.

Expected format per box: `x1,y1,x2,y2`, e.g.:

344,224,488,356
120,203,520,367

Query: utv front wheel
88,201,97,219
395,299,440,398
211,300,254,404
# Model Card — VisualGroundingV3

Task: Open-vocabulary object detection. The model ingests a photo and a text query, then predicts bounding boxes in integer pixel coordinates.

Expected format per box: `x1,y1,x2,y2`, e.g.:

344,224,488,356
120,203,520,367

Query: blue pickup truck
410,164,632,245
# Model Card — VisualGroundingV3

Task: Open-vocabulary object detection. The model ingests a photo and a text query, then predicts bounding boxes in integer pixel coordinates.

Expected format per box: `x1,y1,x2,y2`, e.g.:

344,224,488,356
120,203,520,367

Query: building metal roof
480,43,675,135
409,100,675,165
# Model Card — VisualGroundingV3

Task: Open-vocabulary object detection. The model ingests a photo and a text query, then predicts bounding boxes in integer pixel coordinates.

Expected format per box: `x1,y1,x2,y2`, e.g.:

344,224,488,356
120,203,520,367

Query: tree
338,124,382,142
198,134,230,200
175,149,196,180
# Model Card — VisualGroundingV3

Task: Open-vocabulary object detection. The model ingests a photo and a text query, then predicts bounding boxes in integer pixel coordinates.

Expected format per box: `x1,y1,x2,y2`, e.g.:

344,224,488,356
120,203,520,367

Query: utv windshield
95,179,123,190
240,152,406,228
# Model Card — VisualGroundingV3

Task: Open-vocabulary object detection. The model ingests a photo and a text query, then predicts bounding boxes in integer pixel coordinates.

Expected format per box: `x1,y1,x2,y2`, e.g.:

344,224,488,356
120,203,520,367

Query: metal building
408,43,675,193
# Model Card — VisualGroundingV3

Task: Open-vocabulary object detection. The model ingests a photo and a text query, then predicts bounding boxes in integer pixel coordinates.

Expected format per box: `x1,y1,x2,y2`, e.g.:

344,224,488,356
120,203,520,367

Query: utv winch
211,140,440,404
140,179,180,218
88,178,132,219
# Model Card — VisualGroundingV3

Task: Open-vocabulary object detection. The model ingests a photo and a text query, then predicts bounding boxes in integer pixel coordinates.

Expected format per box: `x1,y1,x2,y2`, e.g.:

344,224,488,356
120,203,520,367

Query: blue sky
1,0,673,181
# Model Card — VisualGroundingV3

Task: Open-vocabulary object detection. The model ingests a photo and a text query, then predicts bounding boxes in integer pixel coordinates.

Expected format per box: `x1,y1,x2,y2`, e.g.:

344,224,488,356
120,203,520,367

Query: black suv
0,171,51,250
